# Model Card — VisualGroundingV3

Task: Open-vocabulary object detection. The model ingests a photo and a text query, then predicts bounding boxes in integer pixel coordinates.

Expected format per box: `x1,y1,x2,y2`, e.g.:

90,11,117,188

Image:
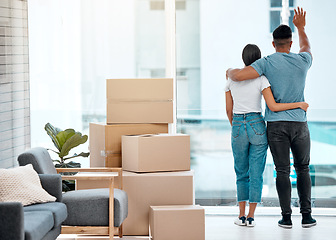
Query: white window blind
0,0,30,168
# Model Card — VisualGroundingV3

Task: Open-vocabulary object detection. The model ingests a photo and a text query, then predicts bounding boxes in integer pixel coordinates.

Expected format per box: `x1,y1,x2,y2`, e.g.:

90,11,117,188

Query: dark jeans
267,121,312,215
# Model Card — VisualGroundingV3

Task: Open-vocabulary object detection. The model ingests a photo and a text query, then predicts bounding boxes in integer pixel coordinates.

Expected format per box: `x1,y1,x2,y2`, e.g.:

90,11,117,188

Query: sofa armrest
0,202,24,240
39,174,63,202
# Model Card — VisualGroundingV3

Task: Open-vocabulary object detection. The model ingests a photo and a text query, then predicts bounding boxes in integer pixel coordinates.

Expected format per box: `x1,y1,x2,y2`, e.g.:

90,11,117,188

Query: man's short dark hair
273,25,292,46
242,44,261,66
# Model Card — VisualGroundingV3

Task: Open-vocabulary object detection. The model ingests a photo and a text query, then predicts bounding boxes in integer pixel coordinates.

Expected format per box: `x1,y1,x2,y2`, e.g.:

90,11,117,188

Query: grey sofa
0,174,67,240
18,147,128,238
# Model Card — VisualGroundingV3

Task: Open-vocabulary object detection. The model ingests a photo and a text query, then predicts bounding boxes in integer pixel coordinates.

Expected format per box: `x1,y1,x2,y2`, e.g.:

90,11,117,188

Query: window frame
269,0,295,33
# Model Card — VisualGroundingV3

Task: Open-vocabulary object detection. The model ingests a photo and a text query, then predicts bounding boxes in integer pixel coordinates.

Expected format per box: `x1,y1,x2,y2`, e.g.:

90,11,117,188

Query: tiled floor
57,207,336,240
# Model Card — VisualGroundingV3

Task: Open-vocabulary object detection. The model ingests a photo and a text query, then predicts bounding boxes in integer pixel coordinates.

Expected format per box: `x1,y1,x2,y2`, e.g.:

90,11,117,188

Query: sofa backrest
17,147,57,174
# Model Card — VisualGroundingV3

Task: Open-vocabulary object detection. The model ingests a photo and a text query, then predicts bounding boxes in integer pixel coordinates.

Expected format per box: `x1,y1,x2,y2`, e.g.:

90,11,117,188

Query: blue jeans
231,112,268,203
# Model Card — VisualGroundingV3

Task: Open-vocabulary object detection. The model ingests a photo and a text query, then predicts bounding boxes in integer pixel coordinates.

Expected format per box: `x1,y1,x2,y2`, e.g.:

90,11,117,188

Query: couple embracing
225,7,316,228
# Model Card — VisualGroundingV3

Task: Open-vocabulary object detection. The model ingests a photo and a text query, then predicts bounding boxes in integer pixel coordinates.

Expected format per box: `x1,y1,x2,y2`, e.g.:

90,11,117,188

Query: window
150,0,186,10
27,0,336,207
176,0,336,206
150,0,165,10
28,0,166,164
270,0,295,32
150,69,165,78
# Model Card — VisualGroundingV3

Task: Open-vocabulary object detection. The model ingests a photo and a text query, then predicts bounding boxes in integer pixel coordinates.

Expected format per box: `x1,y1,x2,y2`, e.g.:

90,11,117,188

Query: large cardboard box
89,123,168,167
106,100,173,124
106,78,173,123
122,134,190,173
149,205,205,240
76,171,194,236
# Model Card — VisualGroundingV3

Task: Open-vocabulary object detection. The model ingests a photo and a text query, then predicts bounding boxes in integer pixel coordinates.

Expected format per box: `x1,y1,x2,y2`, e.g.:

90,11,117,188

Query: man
226,7,316,228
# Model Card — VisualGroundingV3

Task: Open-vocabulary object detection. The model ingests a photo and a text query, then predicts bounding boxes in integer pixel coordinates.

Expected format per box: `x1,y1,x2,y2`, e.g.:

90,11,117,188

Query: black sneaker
302,213,317,228
246,217,256,227
278,217,293,229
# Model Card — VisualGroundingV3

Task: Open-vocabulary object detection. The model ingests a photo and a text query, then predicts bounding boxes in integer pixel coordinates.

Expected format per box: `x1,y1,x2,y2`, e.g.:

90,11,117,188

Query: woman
225,44,308,227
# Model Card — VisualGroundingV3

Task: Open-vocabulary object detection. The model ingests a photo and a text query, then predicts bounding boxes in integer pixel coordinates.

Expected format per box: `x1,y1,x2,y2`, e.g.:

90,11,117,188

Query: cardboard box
150,205,205,240
122,134,190,173
89,123,168,167
106,100,173,124
106,78,173,100
76,171,195,236
106,78,173,124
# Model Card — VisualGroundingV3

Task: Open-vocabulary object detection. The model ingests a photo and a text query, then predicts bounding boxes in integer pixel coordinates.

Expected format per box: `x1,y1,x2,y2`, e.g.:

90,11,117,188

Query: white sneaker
246,217,256,227
234,216,247,226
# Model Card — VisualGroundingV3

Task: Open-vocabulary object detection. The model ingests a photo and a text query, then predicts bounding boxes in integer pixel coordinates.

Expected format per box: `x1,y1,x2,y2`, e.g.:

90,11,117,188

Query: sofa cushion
24,202,67,228
24,210,54,240
0,164,56,206
62,188,128,227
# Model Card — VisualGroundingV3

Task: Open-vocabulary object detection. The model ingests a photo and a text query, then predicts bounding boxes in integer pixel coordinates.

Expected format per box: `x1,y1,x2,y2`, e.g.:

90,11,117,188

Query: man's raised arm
293,7,312,56
226,66,260,81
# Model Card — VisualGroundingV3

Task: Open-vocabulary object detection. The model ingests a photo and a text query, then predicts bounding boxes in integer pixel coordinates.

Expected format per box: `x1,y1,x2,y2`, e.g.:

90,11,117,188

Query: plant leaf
61,181,72,192
62,180,76,191
63,152,90,161
44,123,62,151
47,148,60,155
65,161,81,168
56,129,76,149
59,132,88,158
55,161,81,176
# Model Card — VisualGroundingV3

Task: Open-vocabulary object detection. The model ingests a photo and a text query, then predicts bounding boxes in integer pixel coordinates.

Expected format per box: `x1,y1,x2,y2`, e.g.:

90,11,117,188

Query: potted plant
44,122,90,190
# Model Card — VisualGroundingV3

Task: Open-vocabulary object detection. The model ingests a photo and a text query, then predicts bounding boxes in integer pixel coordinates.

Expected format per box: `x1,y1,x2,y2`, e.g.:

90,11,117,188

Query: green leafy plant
44,122,90,169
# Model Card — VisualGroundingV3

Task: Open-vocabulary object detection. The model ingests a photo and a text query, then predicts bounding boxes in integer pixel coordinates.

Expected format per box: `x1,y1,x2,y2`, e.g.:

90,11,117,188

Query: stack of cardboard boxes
89,78,172,168
80,78,205,239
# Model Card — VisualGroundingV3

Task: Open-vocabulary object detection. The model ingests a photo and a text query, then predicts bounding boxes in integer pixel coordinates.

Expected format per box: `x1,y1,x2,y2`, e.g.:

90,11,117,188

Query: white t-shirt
225,75,271,114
